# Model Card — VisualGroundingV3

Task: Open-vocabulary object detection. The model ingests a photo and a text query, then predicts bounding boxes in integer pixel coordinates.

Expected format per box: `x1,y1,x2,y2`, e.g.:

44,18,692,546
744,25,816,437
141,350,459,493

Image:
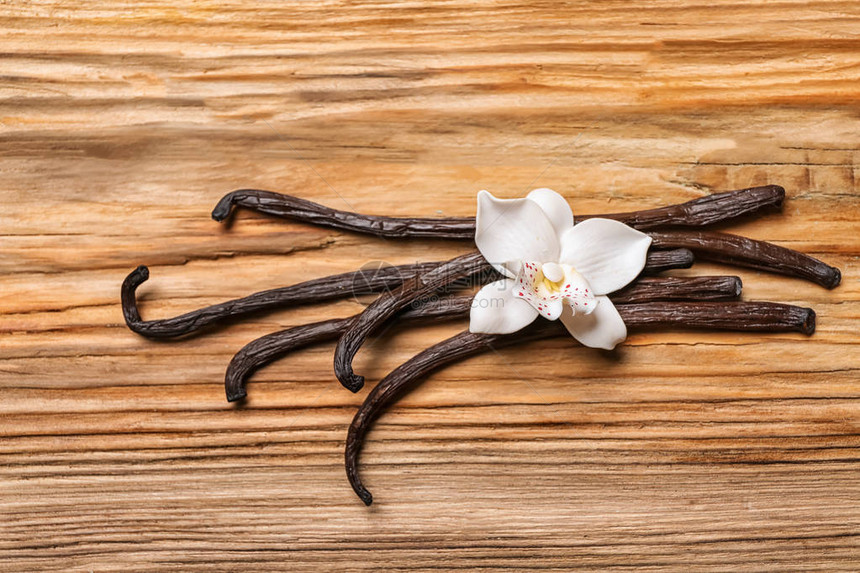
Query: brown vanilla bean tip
642,248,695,275
772,184,787,207
800,307,816,335
132,264,149,283
125,265,150,288
211,193,236,222
226,386,248,403
344,374,365,393
121,265,151,331
825,267,842,290
730,276,743,298
674,248,695,268
350,476,373,506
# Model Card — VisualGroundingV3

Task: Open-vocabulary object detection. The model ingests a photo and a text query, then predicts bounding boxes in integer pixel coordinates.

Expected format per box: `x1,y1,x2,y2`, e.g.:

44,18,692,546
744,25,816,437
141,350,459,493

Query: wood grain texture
1,1,858,571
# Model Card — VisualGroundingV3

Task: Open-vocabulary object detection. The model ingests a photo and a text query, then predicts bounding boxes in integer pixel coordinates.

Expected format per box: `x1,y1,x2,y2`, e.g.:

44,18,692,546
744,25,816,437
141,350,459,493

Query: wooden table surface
2,2,859,571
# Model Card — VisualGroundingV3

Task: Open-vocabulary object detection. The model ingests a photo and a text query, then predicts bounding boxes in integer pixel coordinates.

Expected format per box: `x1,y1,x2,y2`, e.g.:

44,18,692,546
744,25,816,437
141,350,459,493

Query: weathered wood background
1,1,859,571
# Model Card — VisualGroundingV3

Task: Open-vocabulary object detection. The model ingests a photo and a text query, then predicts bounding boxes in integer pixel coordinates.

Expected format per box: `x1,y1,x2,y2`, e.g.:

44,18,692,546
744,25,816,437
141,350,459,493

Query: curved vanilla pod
333,252,488,392
123,247,694,342
345,300,815,505
121,261,443,338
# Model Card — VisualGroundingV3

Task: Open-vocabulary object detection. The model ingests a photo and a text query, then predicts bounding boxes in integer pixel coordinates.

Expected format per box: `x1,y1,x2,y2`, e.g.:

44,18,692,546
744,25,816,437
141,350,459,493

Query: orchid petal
475,190,560,278
559,295,627,350
526,188,574,237
469,279,539,334
559,218,652,295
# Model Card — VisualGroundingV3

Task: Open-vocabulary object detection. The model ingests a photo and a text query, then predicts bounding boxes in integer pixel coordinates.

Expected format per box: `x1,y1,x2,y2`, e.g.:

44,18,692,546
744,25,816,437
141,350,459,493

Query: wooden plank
1,1,858,570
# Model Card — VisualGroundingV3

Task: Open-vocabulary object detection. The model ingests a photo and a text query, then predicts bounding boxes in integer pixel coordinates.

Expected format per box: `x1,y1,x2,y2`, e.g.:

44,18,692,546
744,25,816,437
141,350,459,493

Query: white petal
559,218,652,295
469,279,539,334
526,188,574,237
475,190,560,277
560,296,627,350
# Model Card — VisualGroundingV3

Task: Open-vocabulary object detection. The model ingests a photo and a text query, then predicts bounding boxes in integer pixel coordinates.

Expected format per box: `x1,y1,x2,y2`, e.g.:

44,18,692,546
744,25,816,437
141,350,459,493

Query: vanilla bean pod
620,301,816,333
334,252,488,392
345,327,548,506
226,275,741,402
121,248,694,341
649,231,841,289
580,185,785,229
345,300,816,505
213,185,784,235
212,189,475,239
610,276,742,304
121,261,443,338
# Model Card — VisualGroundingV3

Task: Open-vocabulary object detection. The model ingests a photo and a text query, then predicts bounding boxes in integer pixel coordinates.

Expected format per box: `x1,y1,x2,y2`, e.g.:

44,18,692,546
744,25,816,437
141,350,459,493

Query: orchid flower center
540,262,565,291
512,260,597,321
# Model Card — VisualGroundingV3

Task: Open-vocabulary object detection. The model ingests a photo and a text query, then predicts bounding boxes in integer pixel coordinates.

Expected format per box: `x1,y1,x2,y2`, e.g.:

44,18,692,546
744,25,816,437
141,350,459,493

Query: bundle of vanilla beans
122,185,841,505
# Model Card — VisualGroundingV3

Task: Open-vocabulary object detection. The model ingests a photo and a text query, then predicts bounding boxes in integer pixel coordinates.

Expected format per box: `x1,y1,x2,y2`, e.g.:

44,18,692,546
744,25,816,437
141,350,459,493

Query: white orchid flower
469,188,652,350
